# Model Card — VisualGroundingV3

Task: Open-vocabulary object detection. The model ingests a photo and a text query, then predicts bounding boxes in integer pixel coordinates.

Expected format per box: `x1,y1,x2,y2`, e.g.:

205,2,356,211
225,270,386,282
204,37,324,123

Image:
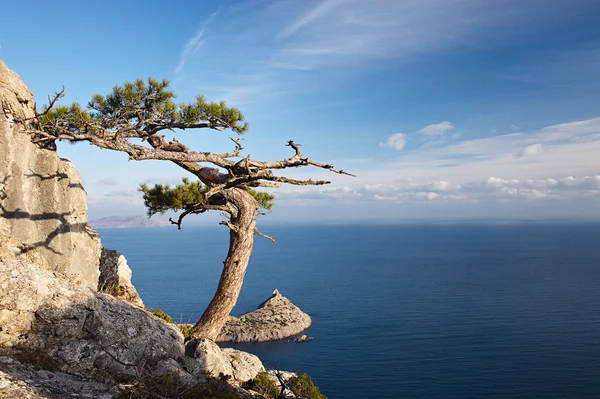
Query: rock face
99,248,144,307
217,289,312,343
0,242,184,382
0,356,118,399
0,235,266,386
0,60,101,288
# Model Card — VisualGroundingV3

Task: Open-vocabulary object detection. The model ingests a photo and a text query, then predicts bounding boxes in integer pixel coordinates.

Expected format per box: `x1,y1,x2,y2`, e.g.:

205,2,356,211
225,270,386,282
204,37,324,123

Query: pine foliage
139,178,274,217
39,78,248,136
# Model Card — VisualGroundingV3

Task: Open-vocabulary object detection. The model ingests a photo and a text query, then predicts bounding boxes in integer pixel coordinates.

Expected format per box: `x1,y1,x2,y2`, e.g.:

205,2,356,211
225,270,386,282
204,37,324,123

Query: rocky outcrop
217,289,312,343
0,356,118,399
0,242,184,382
0,237,268,388
0,60,101,288
99,248,144,307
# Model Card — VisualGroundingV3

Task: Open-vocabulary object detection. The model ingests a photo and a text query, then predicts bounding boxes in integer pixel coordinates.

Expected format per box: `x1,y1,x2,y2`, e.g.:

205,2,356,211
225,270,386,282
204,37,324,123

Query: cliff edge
0,60,101,288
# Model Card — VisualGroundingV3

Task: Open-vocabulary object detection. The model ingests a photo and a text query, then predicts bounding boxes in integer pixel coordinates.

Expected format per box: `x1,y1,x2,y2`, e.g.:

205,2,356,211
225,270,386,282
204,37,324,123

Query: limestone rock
288,334,314,343
0,356,118,399
99,248,144,307
217,289,312,343
0,60,101,288
0,248,185,382
184,338,233,378
222,348,265,382
185,338,264,382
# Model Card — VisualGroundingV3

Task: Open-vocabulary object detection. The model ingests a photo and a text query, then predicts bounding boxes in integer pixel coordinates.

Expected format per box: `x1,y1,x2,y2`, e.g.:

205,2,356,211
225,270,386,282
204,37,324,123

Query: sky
1,0,600,223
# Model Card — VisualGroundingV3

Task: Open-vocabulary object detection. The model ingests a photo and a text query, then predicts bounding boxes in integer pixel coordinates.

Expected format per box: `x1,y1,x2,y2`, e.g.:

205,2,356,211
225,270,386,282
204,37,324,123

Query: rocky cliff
0,61,320,398
0,60,101,288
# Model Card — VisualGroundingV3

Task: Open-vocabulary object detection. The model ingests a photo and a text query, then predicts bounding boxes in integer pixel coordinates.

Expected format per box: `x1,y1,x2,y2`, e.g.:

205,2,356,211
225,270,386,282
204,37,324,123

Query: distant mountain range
89,216,170,229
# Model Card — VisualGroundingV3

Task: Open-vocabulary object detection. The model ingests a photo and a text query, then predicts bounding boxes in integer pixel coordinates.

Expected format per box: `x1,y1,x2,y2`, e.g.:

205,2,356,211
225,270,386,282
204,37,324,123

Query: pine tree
29,79,352,340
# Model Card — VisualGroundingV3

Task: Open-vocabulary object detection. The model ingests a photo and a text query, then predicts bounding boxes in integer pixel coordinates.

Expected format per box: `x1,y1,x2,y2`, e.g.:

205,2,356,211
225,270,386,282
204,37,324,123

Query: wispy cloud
278,0,343,39
105,188,138,197
268,0,579,70
174,12,217,75
419,121,455,136
98,178,117,186
173,1,579,105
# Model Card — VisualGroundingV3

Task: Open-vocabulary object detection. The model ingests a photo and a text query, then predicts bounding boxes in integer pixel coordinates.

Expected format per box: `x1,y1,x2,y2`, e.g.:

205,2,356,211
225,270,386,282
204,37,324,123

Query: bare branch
219,220,238,232
28,86,355,198
216,136,244,158
21,86,65,123
254,227,275,243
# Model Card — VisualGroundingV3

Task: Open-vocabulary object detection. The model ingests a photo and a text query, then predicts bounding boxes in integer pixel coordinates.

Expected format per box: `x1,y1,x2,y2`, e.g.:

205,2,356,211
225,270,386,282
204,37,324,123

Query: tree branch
254,227,275,243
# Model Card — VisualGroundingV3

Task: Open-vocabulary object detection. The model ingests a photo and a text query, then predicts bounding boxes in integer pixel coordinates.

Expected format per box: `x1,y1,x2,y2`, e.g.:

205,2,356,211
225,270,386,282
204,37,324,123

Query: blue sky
2,0,600,222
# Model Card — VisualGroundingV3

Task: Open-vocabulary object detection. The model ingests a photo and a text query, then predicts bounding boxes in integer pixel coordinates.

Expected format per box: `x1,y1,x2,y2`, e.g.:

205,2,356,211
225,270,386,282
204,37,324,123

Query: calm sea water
98,223,600,399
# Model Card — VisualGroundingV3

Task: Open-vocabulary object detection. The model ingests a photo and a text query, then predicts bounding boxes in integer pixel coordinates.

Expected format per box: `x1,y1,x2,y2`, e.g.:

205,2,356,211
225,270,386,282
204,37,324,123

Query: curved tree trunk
191,188,258,340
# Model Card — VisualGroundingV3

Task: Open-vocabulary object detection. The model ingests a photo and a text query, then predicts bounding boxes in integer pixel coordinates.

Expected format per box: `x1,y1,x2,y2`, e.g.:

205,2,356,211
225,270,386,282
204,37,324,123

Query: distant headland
89,215,170,229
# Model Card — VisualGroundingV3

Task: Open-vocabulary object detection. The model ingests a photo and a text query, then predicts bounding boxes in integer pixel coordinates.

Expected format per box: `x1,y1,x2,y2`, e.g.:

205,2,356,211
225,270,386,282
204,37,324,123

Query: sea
98,222,600,399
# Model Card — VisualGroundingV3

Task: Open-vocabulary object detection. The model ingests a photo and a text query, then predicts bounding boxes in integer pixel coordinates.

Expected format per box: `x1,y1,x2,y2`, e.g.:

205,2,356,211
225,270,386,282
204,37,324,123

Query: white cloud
105,188,139,197
514,143,543,158
419,121,455,136
174,12,217,75
277,117,600,212
278,174,600,204
381,133,407,150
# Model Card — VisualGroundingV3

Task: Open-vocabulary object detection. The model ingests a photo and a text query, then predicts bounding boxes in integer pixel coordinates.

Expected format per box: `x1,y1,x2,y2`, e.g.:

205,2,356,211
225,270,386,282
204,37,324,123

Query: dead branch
254,227,275,243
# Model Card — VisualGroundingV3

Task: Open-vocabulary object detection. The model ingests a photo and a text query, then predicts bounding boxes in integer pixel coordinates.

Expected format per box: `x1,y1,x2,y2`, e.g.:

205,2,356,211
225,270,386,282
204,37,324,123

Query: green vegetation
139,178,274,218
40,78,249,135
150,308,173,323
98,282,120,297
242,372,279,398
179,324,193,342
289,373,328,399
117,374,240,399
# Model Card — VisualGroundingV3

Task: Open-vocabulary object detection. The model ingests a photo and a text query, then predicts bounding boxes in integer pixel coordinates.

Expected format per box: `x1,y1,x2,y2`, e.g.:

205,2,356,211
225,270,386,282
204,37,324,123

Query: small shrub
151,308,173,323
289,373,327,399
188,375,240,399
242,371,279,399
179,323,193,341
98,282,121,297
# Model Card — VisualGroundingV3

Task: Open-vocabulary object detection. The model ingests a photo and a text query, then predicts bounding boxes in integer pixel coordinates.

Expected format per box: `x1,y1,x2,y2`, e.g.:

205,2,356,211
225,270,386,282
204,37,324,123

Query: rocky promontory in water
216,289,312,343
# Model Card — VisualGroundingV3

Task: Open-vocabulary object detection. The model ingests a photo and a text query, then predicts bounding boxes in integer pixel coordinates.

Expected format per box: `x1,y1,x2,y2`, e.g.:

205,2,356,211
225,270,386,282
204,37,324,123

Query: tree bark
190,188,258,340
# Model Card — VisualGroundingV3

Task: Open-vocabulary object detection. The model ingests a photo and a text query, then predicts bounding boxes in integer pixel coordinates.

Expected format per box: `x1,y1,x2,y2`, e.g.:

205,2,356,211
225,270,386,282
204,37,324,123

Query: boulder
185,338,264,382
99,248,144,307
0,60,101,288
222,348,265,382
217,289,312,343
184,338,233,378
